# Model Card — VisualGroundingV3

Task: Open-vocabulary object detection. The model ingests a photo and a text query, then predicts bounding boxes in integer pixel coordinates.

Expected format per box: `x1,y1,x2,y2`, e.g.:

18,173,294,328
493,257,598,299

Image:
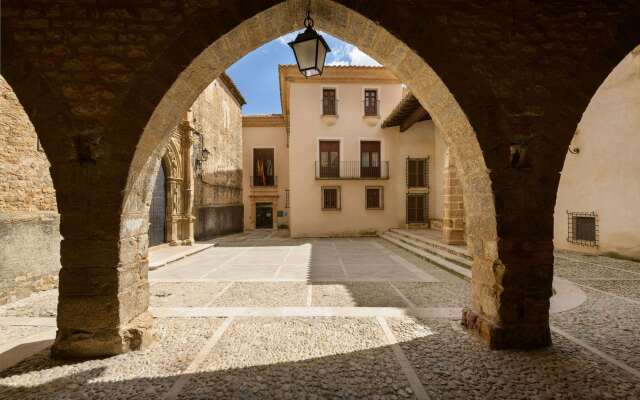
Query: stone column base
461,308,551,349
51,312,153,359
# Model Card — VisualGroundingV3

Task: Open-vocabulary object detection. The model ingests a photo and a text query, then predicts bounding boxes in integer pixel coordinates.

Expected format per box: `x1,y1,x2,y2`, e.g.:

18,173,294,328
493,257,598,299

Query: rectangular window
361,141,381,178
319,140,340,178
567,211,598,246
366,186,384,209
322,88,336,115
407,193,427,224
285,189,290,208
364,89,378,116
322,186,341,210
407,158,427,188
253,148,275,186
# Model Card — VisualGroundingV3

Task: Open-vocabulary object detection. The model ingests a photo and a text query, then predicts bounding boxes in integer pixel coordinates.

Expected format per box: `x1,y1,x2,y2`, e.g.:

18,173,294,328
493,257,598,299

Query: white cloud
276,30,381,67
277,31,301,46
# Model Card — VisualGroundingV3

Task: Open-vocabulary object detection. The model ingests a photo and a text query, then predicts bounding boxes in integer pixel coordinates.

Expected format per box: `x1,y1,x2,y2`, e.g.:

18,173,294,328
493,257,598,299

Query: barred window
322,187,341,210
407,158,428,188
364,89,378,116
322,88,336,115
567,211,598,246
366,186,384,209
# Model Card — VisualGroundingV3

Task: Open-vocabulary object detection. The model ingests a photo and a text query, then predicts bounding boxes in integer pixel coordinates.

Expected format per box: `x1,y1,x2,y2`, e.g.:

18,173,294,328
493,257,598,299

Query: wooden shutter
364,89,378,116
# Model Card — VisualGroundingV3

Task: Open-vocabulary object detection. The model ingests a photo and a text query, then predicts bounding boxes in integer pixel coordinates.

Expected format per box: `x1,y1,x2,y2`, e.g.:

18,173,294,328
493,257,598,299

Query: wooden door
319,140,340,178
361,141,381,178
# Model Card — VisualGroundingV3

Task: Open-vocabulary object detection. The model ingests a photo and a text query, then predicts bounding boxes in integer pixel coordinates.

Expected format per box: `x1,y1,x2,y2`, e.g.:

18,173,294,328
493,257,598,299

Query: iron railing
251,175,277,187
315,161,389,179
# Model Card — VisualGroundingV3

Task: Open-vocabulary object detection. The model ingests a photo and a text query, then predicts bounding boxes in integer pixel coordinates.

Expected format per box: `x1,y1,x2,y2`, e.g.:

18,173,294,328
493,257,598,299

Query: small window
322,186,341,210
407,158,428,188
322,88,337,115
285,189,290,208
366,187,384,209
364,89,378,116
407,193,427,224
567,211,598,246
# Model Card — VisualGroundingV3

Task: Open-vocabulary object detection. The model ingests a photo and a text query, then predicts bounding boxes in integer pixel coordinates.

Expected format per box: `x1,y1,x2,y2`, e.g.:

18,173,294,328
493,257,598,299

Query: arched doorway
149,162,166,247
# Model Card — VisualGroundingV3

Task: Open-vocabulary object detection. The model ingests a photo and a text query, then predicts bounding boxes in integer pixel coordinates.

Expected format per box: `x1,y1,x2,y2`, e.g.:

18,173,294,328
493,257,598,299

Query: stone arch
2,0,636,357
122,0,499,349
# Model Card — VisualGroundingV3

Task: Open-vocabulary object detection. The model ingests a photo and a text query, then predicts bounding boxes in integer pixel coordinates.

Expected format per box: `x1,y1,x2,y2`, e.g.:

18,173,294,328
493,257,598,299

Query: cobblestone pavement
1,233,639,399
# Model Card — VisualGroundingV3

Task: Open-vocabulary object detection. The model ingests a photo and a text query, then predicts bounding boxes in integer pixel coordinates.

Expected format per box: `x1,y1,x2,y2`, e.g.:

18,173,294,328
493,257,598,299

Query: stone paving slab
149,243,217,270
392,282,467,307
150,282,232,307
0,318,225,400
387,317,640,399
311,282,409,307
554,260,640,280
178,317,416,399
207,282,308,307
0,291,57,318
0,325,53,351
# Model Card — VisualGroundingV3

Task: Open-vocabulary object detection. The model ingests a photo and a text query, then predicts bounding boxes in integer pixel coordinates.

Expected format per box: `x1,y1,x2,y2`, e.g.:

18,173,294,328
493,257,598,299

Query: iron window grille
322,88,337,115
285,189,290,208
567,211,598,247
406,157,428,188
406,192,428,224
364,89,379,116
321,186,341,210
365,186,384,210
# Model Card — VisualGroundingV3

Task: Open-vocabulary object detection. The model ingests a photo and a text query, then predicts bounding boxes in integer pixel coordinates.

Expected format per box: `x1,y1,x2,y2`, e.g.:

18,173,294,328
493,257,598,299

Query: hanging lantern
288,10,331,77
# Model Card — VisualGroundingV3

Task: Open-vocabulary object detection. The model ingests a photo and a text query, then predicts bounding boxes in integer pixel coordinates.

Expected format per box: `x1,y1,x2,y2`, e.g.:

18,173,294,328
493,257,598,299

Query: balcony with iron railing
250,175,277,187
314,161,389,180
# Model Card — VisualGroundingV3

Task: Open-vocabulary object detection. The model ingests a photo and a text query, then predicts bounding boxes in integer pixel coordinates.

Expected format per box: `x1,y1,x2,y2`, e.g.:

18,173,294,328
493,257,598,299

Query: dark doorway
256,202,273,229
149,163,166,246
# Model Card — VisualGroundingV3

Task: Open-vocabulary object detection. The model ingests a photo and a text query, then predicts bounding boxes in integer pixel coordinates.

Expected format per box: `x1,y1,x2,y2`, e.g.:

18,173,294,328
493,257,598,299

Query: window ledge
321,114,338,126
362,115,380,126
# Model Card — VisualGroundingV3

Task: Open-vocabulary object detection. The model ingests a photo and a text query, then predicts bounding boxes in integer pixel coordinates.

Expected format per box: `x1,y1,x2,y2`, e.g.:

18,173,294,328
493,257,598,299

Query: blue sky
226,31,380,115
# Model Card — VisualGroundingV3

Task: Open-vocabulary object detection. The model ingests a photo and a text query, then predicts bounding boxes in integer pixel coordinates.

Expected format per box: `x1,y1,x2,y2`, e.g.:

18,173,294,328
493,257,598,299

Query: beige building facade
242,66,452,238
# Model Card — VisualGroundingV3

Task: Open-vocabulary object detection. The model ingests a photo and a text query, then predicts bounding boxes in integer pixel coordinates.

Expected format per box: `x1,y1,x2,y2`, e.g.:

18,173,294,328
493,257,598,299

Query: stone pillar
51,162,153,359
181,121,195,245
442,148,465,245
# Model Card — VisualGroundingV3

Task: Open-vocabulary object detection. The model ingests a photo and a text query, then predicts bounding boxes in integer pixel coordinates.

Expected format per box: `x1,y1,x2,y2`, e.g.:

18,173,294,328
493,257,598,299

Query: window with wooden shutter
364,89,378,116
407,158,427,188
322,187,340,210
365,186,383,209
407,193,427,223
361,141,381,178
322,88,336,115
319,140,340,178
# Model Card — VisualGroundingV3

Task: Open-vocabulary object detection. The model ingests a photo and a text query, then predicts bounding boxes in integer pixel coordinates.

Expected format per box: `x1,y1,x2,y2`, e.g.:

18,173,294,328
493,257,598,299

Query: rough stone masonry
1,0,638,357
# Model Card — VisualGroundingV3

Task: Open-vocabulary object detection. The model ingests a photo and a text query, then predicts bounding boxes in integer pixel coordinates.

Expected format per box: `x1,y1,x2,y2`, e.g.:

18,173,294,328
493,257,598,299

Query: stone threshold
150,306,462,319
149,242,217,270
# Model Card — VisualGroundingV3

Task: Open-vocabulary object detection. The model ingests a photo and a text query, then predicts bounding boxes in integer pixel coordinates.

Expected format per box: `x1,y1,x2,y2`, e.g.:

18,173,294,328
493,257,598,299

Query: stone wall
190,77,244,240
0,75,60,304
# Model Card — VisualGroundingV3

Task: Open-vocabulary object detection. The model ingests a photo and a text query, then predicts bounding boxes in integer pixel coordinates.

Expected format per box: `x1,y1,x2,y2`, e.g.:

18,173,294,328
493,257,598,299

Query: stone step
384,230,472,271
381,232,472,280
389,228,472,261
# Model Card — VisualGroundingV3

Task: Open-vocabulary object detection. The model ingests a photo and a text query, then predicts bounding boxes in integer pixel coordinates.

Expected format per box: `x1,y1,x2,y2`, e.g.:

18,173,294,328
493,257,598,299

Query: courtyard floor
1,231,640,399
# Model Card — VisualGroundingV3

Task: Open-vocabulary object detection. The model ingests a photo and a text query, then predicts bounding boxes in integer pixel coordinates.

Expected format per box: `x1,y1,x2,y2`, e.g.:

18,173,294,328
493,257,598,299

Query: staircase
381,228,473,280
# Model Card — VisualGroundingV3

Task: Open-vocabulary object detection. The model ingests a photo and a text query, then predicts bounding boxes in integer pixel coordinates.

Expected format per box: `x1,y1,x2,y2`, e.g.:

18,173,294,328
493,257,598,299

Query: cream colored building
242,66,449,237
553,47,640,259
242,62,640,259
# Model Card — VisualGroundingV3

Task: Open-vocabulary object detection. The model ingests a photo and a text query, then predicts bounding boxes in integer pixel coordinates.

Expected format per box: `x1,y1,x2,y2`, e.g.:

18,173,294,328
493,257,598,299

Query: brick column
51,161,153,359
442,149,465,245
